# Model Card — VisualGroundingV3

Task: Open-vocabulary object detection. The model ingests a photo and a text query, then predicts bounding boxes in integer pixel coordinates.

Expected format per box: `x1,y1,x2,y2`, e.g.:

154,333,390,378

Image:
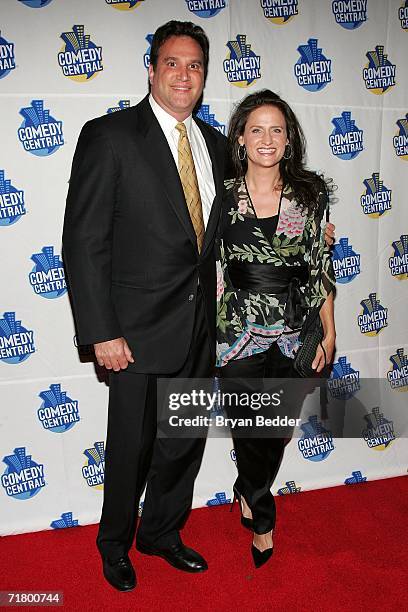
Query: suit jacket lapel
134,97,197,248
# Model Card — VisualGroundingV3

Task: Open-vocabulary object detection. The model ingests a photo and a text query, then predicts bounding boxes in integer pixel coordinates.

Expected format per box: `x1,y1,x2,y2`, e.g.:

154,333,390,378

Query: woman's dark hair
227,89,330,213
150,20,209,80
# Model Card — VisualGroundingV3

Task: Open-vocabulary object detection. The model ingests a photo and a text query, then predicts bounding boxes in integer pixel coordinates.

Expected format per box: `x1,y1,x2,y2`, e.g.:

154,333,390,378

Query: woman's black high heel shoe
230,486,253,530
251,542,274,569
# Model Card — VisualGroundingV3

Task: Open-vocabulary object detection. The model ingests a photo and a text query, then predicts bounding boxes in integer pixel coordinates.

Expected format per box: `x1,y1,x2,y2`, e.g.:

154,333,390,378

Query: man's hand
94,337,134,372
324,222,336,246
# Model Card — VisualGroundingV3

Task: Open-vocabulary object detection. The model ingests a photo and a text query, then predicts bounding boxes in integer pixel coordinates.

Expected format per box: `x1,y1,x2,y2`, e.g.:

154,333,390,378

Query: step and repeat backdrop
0,0,407,536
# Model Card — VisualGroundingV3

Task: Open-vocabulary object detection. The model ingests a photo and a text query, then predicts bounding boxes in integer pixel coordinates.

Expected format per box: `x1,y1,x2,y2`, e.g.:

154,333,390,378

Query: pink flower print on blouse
276,198,305,238
216,260,224,301
238,199,248,215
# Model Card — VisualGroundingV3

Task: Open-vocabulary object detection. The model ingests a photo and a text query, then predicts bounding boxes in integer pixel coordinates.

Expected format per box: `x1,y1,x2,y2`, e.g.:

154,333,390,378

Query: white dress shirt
149,95,216,228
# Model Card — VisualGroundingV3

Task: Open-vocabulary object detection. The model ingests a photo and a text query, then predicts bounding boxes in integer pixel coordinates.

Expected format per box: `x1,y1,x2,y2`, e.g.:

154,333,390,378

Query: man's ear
148,64,154,86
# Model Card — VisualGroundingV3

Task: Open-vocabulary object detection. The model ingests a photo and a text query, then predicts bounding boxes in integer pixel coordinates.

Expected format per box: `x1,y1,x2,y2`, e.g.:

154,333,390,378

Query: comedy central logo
332,238,361,283
206,492,231,506
399,1,408,30
38,384,80,433
82,442,105,490
105,0,145,10
143,33,153,68
107,100,130,114
51,512,79,529
20,0,53,7
387,348,408,392
393,114,408,160
389,235,408,280
360,172,392,218
29,246,66,299
357,293,388,336
362,407,395,451
223,35,261,88
294,38,332,92
345,470,367,484
58,25,103,81
363,46,396,95
329,111,363,160
0,170,26,227
277,481,301,495
1,447,46,500
328,356,360,400
332,0,367,29
18,100,64,157
0,31,16,79
261,0,298,24
298,415,335,462
185,0,227,18
196,104,226,135
0,312,35,364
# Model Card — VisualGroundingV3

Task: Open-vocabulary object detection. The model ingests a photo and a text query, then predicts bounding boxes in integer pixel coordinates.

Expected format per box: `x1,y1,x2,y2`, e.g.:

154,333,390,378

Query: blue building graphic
277,481,301,495
363,46,396,94
223,35,261,87
294,38,332,92
0,170,26,226
38,384,80,433
387,348,408,391
196,104,225,135
328,356,360,400
329,111,363,160
358,293,388,335
344,471,367,484
332,238,361,284
143,33,153,68
0,312,35,364
389,235,408,279
107,100,130,114
82,442,105,488
298,415,335,461
393,114,408,159
1,448,46,500
18,100,64,156
362,407,395,449
206,491,231,506
29,246,66,299
58,25,103,81
360,173,392,218
50,512,79,529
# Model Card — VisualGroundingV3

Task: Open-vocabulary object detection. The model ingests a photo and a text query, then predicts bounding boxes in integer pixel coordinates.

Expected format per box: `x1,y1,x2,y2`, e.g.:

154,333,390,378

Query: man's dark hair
150,20,210,80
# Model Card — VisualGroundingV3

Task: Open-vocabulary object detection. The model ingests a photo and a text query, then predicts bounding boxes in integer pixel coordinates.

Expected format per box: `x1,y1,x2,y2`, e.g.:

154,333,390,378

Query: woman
216,90,336,568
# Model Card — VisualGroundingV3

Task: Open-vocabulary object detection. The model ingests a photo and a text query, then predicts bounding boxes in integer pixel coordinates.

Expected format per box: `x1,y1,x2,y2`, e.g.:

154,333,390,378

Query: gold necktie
175,122,205,252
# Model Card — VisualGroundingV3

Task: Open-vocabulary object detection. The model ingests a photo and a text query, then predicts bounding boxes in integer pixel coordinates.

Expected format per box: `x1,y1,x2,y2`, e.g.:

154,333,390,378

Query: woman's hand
312,334,335,373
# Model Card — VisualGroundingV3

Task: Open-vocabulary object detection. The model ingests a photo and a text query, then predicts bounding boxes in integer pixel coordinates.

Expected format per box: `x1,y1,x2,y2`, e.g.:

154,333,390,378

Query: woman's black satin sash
227,260,308,329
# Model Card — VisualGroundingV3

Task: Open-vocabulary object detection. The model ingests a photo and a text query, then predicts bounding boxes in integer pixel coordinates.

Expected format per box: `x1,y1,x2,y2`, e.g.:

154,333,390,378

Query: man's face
149,35,205,121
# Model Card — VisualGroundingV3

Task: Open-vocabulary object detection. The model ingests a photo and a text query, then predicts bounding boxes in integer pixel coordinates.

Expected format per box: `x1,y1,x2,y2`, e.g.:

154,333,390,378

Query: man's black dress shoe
102,555,136,591
136,540,208,573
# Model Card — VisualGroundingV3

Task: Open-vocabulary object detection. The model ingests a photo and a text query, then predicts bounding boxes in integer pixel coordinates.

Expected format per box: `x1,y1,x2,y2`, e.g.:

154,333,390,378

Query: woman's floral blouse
216,177,335,367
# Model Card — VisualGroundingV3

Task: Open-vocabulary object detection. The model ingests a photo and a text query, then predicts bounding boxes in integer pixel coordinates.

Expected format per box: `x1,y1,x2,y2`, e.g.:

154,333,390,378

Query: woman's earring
283,143,292,160
238,144,247,161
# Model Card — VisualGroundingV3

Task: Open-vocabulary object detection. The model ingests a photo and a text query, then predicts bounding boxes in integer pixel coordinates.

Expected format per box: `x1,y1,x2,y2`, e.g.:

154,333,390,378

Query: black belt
227,260,308,329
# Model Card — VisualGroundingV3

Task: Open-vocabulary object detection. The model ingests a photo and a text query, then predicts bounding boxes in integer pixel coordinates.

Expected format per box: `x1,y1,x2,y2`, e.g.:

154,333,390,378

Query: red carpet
1,475,407,611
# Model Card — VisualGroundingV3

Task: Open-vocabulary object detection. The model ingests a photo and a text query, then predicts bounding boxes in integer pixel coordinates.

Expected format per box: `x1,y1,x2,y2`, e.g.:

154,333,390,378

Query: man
63,21,226,591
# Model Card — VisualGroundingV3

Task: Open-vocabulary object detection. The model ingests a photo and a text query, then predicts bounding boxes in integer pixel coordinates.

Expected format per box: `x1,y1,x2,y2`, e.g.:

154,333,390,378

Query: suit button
188,294,195,302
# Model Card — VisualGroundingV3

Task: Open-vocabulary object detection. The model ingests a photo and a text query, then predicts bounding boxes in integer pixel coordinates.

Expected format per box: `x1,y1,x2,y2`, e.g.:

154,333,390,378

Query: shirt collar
149,94,193,139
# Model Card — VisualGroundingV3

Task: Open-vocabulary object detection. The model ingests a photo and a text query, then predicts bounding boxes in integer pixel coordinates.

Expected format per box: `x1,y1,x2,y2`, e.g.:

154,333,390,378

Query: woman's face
238,104,289,171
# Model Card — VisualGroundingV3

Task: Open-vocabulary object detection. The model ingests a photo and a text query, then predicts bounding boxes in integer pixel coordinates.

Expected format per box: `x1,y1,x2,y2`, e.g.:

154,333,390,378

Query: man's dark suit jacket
62,95,226,373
